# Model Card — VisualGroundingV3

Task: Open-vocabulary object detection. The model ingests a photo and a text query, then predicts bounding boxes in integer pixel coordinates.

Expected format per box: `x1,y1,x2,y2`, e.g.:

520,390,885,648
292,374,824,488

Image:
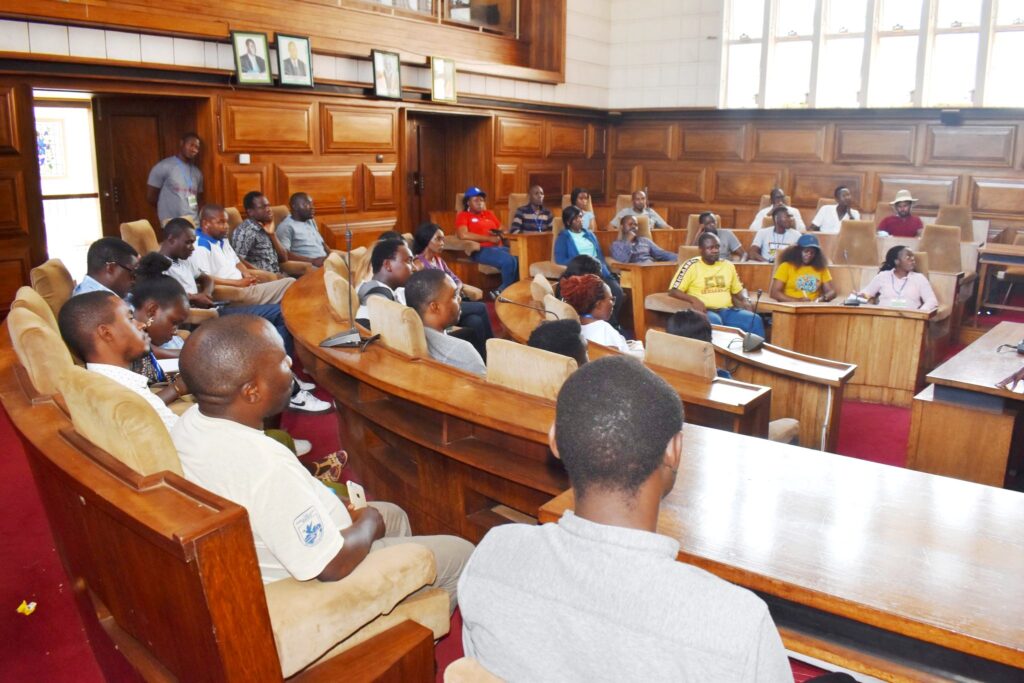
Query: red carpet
0,381,915,679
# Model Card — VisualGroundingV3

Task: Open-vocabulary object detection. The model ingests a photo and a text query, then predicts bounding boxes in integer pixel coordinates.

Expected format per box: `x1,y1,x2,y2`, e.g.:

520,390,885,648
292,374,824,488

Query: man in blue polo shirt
72,237,140,298
276,192,330,268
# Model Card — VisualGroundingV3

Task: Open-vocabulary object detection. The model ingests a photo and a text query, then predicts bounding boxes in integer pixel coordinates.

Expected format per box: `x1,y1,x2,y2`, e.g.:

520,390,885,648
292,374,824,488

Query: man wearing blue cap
770,233,836,303
455,186,519,295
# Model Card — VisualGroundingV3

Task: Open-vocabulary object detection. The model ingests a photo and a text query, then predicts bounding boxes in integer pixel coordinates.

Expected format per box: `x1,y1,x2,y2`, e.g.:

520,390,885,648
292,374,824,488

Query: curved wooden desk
495,279,772,439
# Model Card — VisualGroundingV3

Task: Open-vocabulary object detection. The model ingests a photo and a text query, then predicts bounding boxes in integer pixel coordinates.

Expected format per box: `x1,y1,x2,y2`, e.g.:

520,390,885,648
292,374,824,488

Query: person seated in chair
610,215,677,264
171,315,474,608
458,355,792,681
128,270,191,373
856,246,937,312
527,319,589,368
191,203,293,305
72,237,140,298
405,269,486,376
561,274,643,359
276,192,330,268
355,238,414,324
749,188,805,231
455,186,519,296
666,310,731,379
570,187,596,231
609,189,669,231
510,185,553,233
669,232,765,337
877,190,923,238
769,234,836,303
696,212,745,262
750,206,801,263
556,205,625,328
810,185,860,234
230,191,289,275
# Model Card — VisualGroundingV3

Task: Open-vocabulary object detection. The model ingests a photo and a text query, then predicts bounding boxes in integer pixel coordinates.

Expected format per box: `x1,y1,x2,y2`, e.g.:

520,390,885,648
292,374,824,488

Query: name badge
890,298,908,308
187,194,198,210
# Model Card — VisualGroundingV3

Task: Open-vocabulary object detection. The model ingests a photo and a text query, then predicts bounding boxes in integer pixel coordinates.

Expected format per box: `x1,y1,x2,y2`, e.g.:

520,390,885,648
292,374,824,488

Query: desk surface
711,326,855,388
926,321,1024,399
539,425,1024,668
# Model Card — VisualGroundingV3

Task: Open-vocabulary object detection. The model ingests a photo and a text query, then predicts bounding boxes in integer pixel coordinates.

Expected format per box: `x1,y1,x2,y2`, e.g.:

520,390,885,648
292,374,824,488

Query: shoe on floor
294,438,312,457
310,450,349,484
289,389,333,414
294,376,316,392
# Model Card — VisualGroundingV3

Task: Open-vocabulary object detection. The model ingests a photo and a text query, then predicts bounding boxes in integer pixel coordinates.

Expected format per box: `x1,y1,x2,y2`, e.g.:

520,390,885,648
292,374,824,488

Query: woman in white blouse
857,246,938,312
560,274,644,358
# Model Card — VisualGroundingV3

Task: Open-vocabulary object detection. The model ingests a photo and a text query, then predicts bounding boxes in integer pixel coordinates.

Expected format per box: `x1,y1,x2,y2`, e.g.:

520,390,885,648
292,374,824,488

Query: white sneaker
289,390,333,414
294,439,312,457
294,376,316,392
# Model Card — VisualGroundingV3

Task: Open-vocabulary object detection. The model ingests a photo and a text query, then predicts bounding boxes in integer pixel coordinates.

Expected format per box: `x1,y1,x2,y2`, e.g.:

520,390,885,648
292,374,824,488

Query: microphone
741,289,765,352
321,196,362,348
496,295,558,319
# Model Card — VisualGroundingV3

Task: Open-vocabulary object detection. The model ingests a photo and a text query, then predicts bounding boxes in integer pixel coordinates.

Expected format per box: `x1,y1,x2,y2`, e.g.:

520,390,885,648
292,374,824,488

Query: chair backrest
935,205,974,242
547,217,566,259
485,338,577,400
270,205,290,230
11,285,58,332
543,293,578,321
828,265,879,299
561,193,593,212
645,329,716,379
7,308,75,397
615,194,633,212
686,213,721,245
225,206,244,236
507,192,528,217
367,297,429,358
58,365,183,476
323,270,359,324
759,194,791,210
918,224,963,273
636,214,652,239
324,247,370,285
816,197,836,210
530,273,554,303
833,220,879,266
454,193,465,212
873,201,892,228
912,251,930,277
677,245,700,262
120,219,160,256
30,258,75,318
1013,233,1024,247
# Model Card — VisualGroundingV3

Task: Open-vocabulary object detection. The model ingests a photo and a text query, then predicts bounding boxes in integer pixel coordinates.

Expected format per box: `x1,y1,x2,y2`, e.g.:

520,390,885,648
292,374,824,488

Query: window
340,0,518,36
723,0,1024,108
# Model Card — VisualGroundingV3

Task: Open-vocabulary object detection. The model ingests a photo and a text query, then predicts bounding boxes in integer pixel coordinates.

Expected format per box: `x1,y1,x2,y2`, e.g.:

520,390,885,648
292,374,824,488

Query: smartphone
346,481,367,509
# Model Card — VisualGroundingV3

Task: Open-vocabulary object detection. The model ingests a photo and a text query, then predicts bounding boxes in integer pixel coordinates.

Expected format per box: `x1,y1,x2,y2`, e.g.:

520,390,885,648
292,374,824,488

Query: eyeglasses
107,261,137,279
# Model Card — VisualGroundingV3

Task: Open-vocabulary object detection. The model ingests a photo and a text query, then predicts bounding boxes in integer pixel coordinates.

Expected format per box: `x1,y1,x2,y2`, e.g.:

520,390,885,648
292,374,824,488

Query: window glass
725,42,764,108
825,0,867,34
776,0,816,36
879,0,922,31
868,35,918,106
446,0,515,34
817,38,864,107
996,0,1024,25
765,40,813,107
729,0,768,39
927,33,978,106
986,31,1024,105
936,0,982,28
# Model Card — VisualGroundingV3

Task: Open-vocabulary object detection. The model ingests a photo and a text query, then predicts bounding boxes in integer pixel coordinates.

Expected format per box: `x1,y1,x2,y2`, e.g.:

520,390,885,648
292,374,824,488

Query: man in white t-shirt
171,315,473,602
191,204,292,306
810,185,860,234
749,188,805,231
749,205,802,263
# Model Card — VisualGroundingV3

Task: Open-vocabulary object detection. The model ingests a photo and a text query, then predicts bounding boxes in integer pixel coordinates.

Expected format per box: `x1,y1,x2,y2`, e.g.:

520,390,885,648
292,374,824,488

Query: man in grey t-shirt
147,132,203,225
458,356,793,681
277,192,329,267
609,189,670,230
405,269,485,376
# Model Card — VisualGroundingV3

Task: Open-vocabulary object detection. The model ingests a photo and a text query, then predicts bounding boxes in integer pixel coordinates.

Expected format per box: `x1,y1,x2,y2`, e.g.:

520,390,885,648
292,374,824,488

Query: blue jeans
472,246,519,292
706,308,765,337
220,304,293,355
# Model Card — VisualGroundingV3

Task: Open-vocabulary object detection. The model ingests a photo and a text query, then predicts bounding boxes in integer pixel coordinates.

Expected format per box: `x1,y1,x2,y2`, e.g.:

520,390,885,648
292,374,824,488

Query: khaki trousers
233,277,293,305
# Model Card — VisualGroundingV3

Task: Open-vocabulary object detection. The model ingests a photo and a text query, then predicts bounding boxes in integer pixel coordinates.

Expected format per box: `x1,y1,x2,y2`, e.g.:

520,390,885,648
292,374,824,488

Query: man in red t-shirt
455,186,519,296
877,189,924,238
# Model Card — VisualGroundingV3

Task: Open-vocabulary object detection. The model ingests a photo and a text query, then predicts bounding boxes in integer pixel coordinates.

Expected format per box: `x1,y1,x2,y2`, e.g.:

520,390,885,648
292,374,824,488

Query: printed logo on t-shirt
701,274,727,294
293,507,324,547
795,273,821,294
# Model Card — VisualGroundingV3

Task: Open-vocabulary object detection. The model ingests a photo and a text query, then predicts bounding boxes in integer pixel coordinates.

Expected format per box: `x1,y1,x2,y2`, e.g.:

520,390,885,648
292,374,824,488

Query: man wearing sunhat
877,190,923,238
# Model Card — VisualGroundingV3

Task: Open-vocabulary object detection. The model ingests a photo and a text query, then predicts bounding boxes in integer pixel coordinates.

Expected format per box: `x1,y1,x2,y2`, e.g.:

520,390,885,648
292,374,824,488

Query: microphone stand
320,196,363,348
496,295,559,319
741,289,765,352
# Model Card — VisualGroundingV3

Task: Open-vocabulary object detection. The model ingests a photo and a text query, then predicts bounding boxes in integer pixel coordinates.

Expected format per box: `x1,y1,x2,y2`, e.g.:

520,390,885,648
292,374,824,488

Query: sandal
310,450,348,483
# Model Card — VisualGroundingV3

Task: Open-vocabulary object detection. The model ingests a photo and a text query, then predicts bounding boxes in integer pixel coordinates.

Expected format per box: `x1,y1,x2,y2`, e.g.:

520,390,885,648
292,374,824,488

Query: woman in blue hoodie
555,205,624,328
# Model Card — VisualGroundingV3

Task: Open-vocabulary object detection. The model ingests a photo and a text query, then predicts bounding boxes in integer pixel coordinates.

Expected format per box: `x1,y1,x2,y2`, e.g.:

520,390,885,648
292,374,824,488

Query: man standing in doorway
146,132,203,225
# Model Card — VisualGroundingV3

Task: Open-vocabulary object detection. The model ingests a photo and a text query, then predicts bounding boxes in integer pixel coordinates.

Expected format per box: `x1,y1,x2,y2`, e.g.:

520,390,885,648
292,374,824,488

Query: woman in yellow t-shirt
770,234,836,302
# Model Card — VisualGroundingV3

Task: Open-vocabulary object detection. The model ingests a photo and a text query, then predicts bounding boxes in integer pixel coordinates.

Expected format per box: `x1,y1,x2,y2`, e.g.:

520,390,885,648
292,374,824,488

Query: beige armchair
935,205,974,242
832,220,880,266
527,217,567,280
485,338,577,400
7,307,76,397
29,258,75,318
368,297,429,358
11,285,58,333
120,218,160,256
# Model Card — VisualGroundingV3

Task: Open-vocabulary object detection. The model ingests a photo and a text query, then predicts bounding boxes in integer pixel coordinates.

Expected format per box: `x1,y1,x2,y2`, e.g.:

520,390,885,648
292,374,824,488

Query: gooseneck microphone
741,289,765,352
496,295,559,319
321,196,363,348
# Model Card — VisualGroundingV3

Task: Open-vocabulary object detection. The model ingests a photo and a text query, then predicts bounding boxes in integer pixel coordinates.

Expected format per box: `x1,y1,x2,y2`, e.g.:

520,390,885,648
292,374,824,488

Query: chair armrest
444,237,480,256
461,284,483,301
282,261,315,277
444,657,504,683
186,308,218,325
264,543,437,678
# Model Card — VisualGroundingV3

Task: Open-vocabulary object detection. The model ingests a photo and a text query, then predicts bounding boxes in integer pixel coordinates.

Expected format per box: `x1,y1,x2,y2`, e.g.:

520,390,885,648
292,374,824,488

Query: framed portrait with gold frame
430,56,457,103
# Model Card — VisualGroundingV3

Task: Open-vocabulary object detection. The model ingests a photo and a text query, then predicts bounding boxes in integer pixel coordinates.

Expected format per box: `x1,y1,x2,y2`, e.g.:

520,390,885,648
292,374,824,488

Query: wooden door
406,116,448,227
93,96,198,236
0,84,46,314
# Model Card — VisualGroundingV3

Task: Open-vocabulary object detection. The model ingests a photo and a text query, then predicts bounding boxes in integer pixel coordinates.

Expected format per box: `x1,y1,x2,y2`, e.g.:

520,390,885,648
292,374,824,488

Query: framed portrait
371,49,402,99
232,31,272,85
276,34,314,87
430,56,457,103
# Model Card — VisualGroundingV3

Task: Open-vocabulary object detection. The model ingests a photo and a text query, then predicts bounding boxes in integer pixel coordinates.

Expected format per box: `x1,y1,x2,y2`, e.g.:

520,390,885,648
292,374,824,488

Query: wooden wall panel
715,170,783,204
0,87,18,154
494,163,519,202
925,125,1016,167
362,163,398,211
876,174,959,212
523,165,564,198
567,165,606,200
221,163,269,210
496,118,544,155
753,126,827,163
644,167,705,203
612,165,641,195
792,172,865,207
546,122,587,157
0,170,28,236
321,105,397,153
681,125,747,161
221,98,315,153
613,123,676,160
970,177,1024,216
323,217,399,249
834,125,916,165
0,243,30,312
588,124,607,159
276,164,360,212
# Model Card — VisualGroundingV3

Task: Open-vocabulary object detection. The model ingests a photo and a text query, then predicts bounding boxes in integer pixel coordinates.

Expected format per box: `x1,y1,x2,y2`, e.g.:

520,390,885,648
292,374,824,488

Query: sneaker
289,389,333,414
294,438,312,457
294,376,316,392
310,450,348,484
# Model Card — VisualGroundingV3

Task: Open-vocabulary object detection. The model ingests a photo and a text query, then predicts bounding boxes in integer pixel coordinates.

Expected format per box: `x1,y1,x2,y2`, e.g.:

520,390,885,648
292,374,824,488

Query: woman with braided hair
560,274,644,358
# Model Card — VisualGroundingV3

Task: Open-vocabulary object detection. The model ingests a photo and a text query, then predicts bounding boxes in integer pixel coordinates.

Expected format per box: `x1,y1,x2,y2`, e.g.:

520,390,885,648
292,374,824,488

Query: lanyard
891,272,910,297
150,351,166,383
175,157,195,193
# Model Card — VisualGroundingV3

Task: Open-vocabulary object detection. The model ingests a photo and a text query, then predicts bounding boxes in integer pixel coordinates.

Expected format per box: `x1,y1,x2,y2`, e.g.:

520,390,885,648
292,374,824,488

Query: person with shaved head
276,192,329,267
171,315,473,605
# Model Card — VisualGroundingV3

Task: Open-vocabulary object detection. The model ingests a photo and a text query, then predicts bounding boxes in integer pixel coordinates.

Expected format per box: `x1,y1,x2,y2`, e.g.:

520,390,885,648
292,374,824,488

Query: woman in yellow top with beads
770,234,836,302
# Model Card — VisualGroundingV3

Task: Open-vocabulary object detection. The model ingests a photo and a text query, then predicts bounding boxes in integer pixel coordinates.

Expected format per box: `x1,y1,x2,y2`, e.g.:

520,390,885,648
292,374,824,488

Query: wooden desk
769,303,933,407
907,321,1024,486
539,426,1024,680
506,232,552,281
495,279,772,439
975,243,1024,316
712,325,855,451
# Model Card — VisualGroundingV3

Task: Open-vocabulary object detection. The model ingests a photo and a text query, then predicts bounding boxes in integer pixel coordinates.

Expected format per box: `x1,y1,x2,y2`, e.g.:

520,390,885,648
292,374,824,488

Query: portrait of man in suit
372,50,402,99
277,34,314,87
241,39,266,74
233,32,272,85
283,41,307,77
